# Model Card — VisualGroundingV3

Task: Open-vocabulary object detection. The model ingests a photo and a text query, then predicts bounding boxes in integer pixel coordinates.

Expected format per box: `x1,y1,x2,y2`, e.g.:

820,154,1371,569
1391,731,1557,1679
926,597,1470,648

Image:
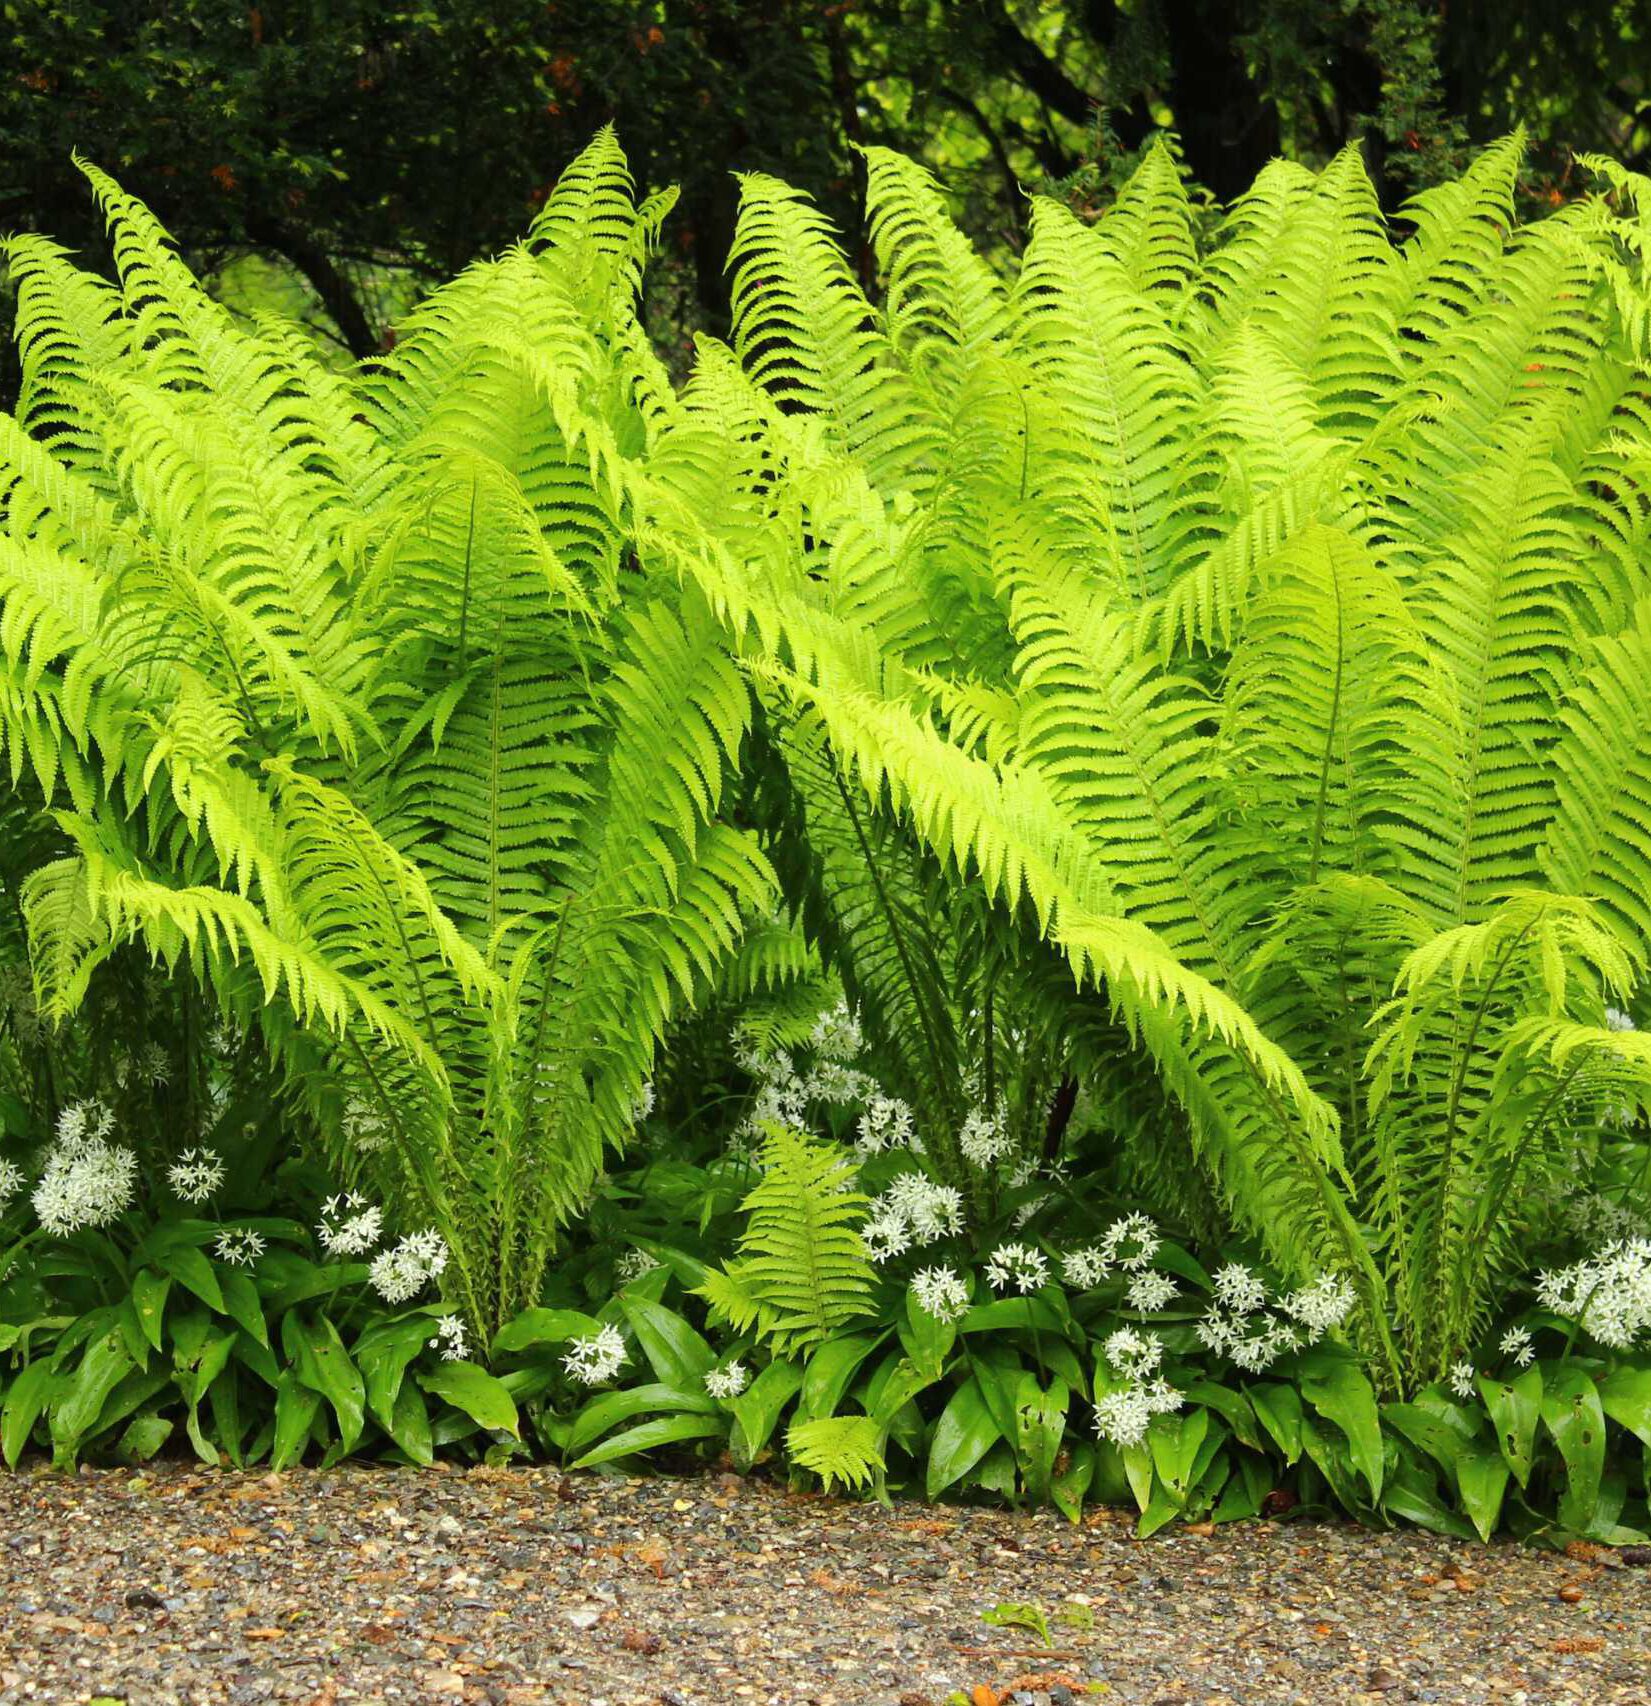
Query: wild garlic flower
862,1207,912,1263
615,1247,662,1284
885,1174,964,1240
1103,1327,1165,1381
1060,1246,1111,1289
342,1095,392,1155
32,1130,138,1234
1229,1330,1283,1372
1211,1262,1267,1314
1605,1007,1636,1032
911,1264,971,1323
958,1109,1012,1169
563,1323,627,1386
428,1316,469,1362
809,999,864,1063
1100,1211,1161,1272
317,1192,384,1256
368,1229,449,1303
704,1361,750,1399
1094,1377,1183,1448
165,1148,225,1204
214,1226,266,1267
1280,1273,1357,1339
801,1061,877,1105
630,1079,656,1122
1533,1239,1651,1350
132,1042,171,1087
1448,1361,1478,1399
984,1242,1049,1294
1499,1325,1536,1368
1126,1271,1179,1312
55,1097,116,1150
0,1156,25,1208
855,1094,916,1156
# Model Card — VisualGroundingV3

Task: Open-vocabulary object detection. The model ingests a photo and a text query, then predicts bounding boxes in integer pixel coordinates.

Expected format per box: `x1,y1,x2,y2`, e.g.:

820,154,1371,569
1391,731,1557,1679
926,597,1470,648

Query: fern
786,1414,886,1492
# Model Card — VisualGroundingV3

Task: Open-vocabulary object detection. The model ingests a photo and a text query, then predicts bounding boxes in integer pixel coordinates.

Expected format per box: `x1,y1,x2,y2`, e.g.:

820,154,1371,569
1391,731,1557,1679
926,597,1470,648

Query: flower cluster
958,1109,1012,1170
563,1324,627,1385
32,1101,138,1235
1499,1325,1536,1368
341,1094,393,1155
1126,1271,1178,1312
704,1360,749,1399
1535,1239,1651,1350
1093,1329,1183,1447
1448,1360,1478,1399
368,1229,449,1303
855,1093,916,1157
317,1192,385,1257
0,1155,25,1208
428,1315,469,1361
214,1226,266,1267
1193,1263,1355,1371
615,1247,662,1284
910,1264,971,1323
984,1242,1049,1294
167,1148,226,1205
862,1173,966,1261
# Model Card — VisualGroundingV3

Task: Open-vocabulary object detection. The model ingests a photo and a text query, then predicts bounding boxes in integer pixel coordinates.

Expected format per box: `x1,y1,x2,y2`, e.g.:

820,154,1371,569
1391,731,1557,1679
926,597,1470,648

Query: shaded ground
0,1463,1646,1704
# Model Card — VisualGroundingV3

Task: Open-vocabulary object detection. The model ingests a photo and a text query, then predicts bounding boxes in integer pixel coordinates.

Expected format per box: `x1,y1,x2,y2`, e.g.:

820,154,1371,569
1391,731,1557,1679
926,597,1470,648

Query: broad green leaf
901,1284,959,1377
1248,1381,1304,1464
1599,1365,1651,1449
271,1370,321,1470
1479,1365,1542,1487
50,1330,134,1466
1148,1407,1211,1507
1013,1373,1068,1498
358,1315,436,1432
619,1294,716,1388
571,1413,723,1468
729,1358,804,1468
926,1376,1000,1499
1455,1446,1510,1541
2,1361,57,1467
387,1382,435,1466
1300,1354,1383,1500
1051,1440,1095,1523
1541,1366,1606,1532
291,1315,365,1449
131,1269,170,1353
491,1308,605,1357
798,1332,881,1421
156,1245,225,1314
420,1361,520,1438
567,1383,719,1457
117,1412,173,1461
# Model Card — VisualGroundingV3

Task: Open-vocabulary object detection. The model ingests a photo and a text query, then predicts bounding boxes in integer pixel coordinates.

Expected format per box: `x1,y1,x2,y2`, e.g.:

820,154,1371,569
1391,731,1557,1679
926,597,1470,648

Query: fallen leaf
245,1626,286,1640
1558,1584,1586,1604
621,1628,663,1654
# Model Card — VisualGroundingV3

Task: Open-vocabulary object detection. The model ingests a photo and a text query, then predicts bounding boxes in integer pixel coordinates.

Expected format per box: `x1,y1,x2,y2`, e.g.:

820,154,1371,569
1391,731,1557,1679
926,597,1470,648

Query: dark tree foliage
2,0,1648,400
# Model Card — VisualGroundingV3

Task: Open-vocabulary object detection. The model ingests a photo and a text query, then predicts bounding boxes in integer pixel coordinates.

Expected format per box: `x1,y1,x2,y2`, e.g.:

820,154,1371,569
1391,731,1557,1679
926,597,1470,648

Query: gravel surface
1,1464,1647,1705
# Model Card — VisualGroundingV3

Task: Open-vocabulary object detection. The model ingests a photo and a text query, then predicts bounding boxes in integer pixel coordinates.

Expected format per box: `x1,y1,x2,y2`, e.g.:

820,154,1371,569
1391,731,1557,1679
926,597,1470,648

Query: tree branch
244,212,380,360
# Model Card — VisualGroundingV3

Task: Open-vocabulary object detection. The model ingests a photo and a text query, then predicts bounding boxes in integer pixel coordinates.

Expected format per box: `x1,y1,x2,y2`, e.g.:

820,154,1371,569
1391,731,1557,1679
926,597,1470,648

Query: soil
1,1463,1646,1704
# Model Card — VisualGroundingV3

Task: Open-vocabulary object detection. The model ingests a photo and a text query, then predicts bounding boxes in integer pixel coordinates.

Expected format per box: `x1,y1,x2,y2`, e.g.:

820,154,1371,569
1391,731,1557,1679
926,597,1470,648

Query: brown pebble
1558,1584,1586,1604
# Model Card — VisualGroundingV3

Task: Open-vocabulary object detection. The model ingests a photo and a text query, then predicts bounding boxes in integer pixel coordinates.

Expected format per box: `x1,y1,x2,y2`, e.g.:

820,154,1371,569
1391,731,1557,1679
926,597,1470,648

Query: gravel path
1,1464,1646,1705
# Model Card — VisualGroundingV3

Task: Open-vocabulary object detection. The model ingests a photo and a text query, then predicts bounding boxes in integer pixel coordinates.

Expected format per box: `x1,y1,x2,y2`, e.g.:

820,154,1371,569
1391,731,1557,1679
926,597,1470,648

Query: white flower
1100,1212,1160,1272
213,1226,266,1267
32,1134,138,1234
55,1097,115,1150
911,1264,971,1324
1143,1377,1185,1416
855,1094,916,1156
884,1173,964,1240
0,1156,25,1207
1533,1239,1651,1351
1280,1273,1357,1340
1093,1386,1153,1448
958,1109,1012,1170
317,1192,384,1256
631,1079,655,1122
563,1324,627,1386
809,999,863,1063
1229,1331,1281,1372
1061,1246,1111,1289
368,1229,449,1303
342,1094,393,1155
1211,1262,1267,1314
615,1248,661,1284
1605,1006,1635,1032
862,1207,912,1263
1126,1271,1179,1312
1448,1361,1478,1400
132,1042,171,1087
705,1361,749,1399
1499,1325,1536,1368
1102,1328,1164,1381
428,1316,469,1362
167,1148,226,1204
1195,1311,1241,1354
984,1242,1049,1294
